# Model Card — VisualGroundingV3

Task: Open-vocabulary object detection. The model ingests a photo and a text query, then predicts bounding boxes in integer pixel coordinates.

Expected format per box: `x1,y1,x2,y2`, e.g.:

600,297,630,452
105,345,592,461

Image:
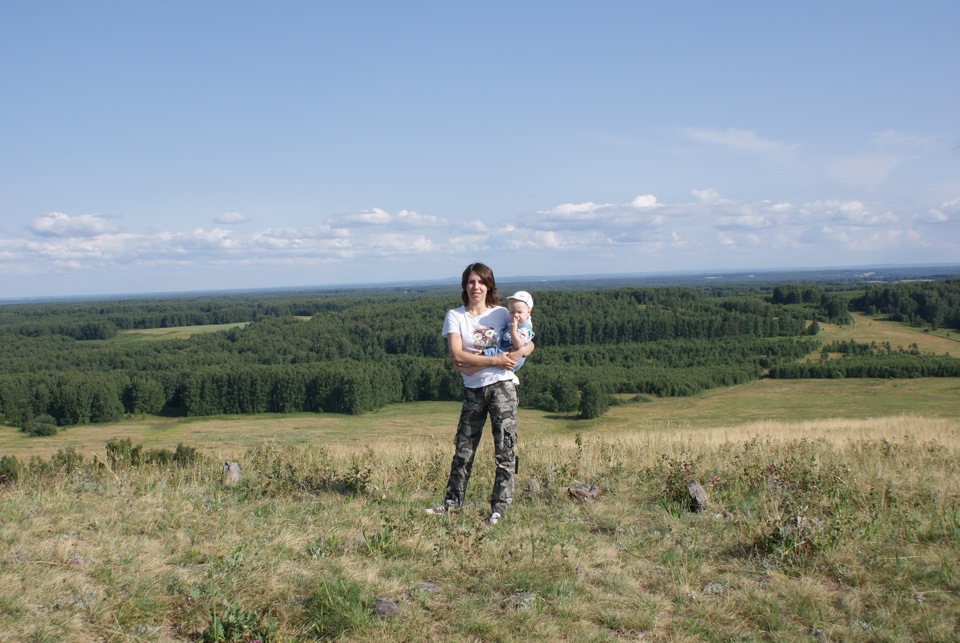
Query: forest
1,279,958,430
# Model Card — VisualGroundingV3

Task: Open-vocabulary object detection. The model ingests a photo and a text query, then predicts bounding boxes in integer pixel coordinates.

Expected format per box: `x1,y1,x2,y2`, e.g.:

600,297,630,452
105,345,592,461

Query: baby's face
508,301,531,323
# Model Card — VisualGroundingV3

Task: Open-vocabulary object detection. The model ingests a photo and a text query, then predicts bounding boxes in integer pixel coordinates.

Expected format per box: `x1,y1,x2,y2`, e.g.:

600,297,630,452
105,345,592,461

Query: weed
201,602,277,643
300,574,372,639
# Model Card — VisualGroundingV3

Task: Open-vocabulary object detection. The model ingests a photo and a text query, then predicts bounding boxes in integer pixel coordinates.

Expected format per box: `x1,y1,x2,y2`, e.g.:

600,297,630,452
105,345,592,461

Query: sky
1,2,958,299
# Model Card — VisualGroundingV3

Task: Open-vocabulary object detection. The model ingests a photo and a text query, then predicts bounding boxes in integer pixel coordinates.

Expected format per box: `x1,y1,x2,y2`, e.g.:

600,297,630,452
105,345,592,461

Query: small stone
503,591,537,610
415,582,440,595
522,477,542,499
221,461,241,486
374,596,402,620
702,581,725,596
565,483,601,500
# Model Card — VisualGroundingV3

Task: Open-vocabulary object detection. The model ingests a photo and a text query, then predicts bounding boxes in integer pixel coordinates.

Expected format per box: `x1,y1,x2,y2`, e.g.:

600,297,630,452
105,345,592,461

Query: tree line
1,282,956,429
851,279,960,330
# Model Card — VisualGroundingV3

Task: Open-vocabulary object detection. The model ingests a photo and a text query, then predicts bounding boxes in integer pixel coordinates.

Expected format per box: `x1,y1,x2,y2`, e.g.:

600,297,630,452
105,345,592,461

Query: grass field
114,322,250,342
3,377,959,461
2,411,958,640
2,315,959,640
819,312,960,355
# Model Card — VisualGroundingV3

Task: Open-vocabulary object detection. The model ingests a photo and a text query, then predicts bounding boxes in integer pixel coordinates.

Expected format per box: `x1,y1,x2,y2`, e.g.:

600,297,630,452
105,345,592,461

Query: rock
415,582,440,595
502,591,537,610
702,581,725,596
565,483,601,500
374,596,402,620
522,477,542,499
687,480,709,512
221,461,241,486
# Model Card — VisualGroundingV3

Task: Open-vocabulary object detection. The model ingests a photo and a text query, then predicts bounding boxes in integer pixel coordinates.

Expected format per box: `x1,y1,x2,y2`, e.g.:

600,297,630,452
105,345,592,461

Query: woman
426,262,534,525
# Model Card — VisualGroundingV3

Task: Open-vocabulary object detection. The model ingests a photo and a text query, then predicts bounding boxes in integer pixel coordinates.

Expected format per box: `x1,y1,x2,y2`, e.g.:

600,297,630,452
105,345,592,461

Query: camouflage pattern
442,380,518,515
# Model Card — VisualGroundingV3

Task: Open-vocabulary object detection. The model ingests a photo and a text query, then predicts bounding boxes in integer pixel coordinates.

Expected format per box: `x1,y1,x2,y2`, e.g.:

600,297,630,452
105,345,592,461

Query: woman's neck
464,301,488,316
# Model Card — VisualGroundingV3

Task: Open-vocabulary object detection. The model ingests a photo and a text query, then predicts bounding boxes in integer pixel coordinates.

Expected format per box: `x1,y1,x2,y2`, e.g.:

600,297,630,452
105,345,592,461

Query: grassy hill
1,412,958,641
1,314,959,640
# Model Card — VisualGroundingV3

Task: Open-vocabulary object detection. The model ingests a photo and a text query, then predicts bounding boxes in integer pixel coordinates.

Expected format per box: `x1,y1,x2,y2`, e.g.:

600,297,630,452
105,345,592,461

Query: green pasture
819,311,960,355
113,321,250,342
3,377,959,460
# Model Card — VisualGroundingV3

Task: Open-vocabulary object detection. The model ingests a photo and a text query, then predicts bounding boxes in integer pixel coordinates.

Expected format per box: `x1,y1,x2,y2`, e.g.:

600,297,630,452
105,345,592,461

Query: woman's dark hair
461,262,499,307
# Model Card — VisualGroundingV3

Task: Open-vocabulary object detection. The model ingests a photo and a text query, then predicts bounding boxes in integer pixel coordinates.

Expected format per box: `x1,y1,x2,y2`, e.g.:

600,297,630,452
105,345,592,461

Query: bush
50,447,85,474
0,455,21,484
579,382,610,419
22,414,58,437
106,438,143,468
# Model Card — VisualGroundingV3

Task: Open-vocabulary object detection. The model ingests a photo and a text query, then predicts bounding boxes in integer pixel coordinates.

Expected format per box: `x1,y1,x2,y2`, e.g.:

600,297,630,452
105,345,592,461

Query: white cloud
628,194,659,208
215,211,249,224
544,201,610,217
679,127,799,155
329,207,447,229
938,198,960,216
31,212,118,238
692,188,729,205
4,189,960,294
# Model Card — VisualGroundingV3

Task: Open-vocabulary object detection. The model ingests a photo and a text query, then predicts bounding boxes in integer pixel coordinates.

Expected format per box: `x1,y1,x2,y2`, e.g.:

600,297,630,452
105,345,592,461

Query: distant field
115,321,250,341
3,377,959,460
818,311,960,355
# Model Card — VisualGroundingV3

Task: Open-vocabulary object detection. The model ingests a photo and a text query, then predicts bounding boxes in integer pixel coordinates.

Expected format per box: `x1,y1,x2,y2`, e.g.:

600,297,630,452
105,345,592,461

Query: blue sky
2,1,958,299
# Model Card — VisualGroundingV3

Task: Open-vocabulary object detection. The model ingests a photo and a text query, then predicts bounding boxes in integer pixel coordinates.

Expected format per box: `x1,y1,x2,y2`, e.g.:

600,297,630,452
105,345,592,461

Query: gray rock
522,477,542,499
565,483,601,500
687,480,709,512
221,461,241,486
374,596,402,620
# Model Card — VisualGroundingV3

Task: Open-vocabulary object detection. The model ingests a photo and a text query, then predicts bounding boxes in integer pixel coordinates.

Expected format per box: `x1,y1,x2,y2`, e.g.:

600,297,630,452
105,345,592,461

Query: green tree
579,382,610,419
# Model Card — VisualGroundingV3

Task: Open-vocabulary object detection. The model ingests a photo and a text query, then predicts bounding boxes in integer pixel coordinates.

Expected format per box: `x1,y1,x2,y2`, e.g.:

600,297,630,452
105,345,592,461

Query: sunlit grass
2,415,958,640
817,311,960,355
113,322,250,342
4,378,960,461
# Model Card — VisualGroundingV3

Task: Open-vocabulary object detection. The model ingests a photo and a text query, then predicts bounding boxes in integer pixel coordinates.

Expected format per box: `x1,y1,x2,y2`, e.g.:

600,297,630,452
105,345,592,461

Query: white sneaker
425,504,456,515
486,512,502,525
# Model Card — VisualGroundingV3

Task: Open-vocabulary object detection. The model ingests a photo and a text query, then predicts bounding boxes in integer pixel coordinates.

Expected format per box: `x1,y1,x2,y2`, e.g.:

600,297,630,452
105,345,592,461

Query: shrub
50,447,84,474
0,455,21,484
106,437,143,468
22,414,58,437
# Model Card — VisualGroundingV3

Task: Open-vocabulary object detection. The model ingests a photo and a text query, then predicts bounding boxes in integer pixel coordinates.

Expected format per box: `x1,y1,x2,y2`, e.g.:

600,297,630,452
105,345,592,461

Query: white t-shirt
443,305,519,388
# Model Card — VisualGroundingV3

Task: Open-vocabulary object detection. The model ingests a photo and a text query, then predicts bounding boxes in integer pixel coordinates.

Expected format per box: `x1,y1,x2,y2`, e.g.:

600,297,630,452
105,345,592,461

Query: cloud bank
3,188,957,294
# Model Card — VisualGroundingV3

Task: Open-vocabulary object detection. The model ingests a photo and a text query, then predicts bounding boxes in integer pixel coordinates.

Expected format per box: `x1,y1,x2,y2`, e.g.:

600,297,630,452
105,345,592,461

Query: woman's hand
496,352,518,370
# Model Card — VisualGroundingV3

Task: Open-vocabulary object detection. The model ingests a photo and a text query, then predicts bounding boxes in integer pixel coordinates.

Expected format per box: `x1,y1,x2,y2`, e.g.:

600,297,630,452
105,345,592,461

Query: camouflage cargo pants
442,380,518,515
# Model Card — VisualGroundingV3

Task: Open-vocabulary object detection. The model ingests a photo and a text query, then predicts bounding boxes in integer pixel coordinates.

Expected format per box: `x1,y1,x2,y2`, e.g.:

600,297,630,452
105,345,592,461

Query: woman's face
464,271,488,306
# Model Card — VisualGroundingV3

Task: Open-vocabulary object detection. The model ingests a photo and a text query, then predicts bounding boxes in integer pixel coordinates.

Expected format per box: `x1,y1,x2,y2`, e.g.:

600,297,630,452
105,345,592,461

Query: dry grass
2,413,959,641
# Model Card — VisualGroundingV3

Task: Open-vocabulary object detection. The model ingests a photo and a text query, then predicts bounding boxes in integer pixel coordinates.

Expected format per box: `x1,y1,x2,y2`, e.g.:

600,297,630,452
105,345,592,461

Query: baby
483,290,535,371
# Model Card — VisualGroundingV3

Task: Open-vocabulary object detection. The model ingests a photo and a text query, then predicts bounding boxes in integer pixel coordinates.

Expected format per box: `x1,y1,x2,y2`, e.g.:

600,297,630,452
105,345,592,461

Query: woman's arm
447,334,517,370
455,340,535,376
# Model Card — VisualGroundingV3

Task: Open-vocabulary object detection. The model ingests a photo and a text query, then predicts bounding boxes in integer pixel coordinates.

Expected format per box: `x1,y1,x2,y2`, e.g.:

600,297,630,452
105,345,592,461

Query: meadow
3,370,960,641
2,293,959,640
